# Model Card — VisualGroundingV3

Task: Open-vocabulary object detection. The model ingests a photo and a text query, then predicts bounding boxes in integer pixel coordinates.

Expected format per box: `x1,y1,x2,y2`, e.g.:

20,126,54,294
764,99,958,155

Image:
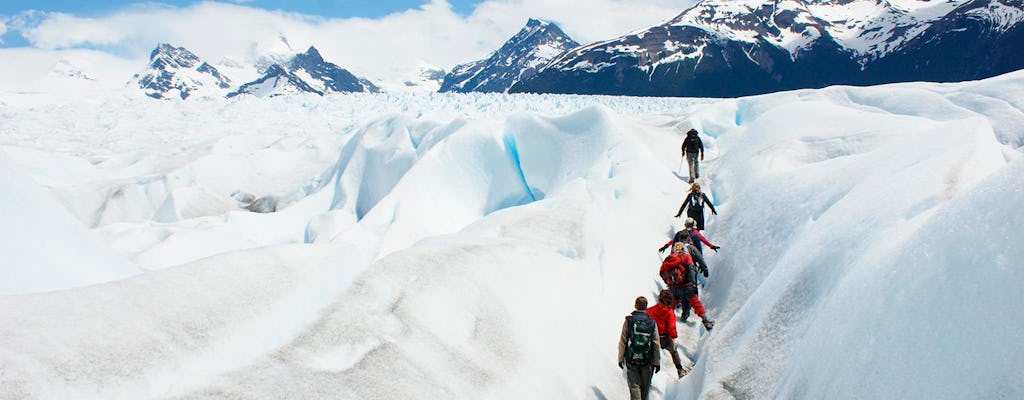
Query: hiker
681,128,704,183
660,233,712,290
646,289,691,378
674,183,717,230
659,217,720,256
618,296,662,400
660,247,714,330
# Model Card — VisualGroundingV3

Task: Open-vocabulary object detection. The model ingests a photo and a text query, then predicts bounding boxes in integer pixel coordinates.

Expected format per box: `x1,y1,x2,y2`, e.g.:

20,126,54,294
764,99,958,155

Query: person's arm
698,137,704,159
651,321,662,367
675,193,693,217
674,201,686,217
690,247,709,276
694,230,715,248
618,318,629,366
667,310,678,339
659,238,673,252
703,193,717,215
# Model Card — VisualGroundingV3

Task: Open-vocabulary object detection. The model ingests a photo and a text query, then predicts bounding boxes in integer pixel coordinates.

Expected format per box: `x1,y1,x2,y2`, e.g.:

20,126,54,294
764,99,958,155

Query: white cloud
8,0,692,88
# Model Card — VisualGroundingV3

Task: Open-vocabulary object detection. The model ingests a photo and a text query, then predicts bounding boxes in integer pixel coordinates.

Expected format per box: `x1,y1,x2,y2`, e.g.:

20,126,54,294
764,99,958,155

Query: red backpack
660,253,694,286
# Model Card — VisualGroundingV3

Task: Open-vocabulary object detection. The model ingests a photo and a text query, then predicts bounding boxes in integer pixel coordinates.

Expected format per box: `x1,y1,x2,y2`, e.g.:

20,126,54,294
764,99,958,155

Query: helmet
684,218,696,228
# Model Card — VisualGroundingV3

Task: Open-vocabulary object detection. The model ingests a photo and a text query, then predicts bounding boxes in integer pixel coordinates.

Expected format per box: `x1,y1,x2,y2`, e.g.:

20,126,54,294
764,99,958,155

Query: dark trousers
685,151,700,181
659,334,682,369
687,208,706,230
626,364,656,400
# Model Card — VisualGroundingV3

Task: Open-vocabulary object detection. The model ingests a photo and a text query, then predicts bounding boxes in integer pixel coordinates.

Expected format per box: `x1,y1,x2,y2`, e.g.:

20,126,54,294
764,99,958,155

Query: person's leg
660,334,682,370
694,154,700,179
639,365,655,400
689,209,705,230
670,285,690,321
687,293,706,317
686,152,699,181
627,367,642,400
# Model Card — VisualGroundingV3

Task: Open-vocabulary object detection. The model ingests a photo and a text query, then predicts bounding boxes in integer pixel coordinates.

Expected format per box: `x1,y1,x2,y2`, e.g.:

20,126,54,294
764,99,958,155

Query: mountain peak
151,43,180,59
135,43,231,100
295,46,324,64
230,48,379,97
525,18,548,28
439,19,579,93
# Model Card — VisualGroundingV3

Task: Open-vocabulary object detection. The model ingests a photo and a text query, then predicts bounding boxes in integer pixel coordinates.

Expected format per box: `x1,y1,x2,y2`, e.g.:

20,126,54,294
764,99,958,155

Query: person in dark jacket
659,218,720,255
646,290,691,378
674,183,717,230
681,129,704,183
618,296,662,400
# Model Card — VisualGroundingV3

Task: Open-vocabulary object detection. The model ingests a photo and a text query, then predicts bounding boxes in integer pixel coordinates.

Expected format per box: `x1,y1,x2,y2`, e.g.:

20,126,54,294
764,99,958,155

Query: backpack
689,192,704,208
661,253,695,286
683,135,702,153
624,315,656,366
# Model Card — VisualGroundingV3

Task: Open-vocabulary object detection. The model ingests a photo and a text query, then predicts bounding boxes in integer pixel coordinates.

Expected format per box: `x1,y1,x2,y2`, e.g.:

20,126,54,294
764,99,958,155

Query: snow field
0,71,1022,399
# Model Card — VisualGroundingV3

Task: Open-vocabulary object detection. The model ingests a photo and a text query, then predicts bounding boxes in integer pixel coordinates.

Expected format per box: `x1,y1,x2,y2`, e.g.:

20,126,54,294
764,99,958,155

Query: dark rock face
228,64,324,97
288,46,380,93
862,0,1024,84
229,46,379,98
134,43,232,99
508,0,1024,97
440,19,580,93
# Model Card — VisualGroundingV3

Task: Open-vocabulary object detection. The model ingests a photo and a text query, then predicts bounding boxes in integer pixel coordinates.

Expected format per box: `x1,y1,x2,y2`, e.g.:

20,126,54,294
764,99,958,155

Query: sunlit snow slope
0,71,1021,399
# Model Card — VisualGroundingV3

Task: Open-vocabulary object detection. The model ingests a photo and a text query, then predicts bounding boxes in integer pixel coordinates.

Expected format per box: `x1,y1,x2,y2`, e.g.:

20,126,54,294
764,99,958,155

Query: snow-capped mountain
227,64,324,97
288,46,380,94
132,43,232,100
229,46,379,98
439,19,579,93
863,0,1024,83
510,0,1023,97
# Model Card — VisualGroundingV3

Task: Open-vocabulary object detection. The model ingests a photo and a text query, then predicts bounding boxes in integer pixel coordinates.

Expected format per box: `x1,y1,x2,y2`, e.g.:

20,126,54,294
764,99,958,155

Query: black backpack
624,315,656,366
683,136,702,153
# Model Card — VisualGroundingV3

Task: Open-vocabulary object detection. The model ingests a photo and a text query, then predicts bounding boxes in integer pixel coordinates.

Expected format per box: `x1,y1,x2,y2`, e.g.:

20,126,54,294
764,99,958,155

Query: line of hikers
618,128,720,400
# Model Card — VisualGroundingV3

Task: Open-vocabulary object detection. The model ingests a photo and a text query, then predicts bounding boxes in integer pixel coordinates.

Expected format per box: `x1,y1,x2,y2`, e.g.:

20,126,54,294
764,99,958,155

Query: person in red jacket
646,289,691,378
660,249,714,331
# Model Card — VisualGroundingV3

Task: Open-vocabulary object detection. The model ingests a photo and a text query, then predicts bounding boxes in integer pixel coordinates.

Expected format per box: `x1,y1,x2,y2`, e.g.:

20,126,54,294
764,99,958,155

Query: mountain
229,46,379,98
133,43,232,100
288,46,380,94
862,0,1024,84
510,0,1023,97
227,64,324,98
439,19,580,93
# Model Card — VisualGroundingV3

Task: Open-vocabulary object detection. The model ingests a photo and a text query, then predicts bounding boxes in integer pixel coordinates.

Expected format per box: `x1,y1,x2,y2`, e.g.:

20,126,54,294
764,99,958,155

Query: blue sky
0,1,481,48
0,0,478,18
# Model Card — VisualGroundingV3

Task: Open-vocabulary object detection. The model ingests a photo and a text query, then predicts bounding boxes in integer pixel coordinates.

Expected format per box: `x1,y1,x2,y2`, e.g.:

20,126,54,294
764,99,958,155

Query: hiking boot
701,317,715,331
677,364,692,378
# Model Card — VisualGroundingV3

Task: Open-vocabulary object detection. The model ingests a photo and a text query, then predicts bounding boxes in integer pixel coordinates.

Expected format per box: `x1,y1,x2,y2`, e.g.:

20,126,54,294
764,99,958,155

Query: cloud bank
2,0,689,88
